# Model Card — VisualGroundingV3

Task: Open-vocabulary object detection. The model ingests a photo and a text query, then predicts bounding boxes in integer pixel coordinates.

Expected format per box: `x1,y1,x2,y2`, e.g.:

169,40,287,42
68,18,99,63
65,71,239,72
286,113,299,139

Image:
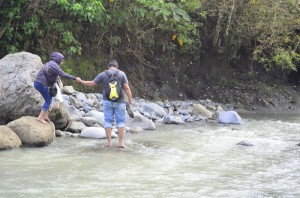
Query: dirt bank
129,56,300,113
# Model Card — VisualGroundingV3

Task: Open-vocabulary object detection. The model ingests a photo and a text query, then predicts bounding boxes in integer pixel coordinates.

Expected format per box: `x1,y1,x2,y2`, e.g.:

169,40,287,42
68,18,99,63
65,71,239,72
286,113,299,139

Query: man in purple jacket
34,52,81,124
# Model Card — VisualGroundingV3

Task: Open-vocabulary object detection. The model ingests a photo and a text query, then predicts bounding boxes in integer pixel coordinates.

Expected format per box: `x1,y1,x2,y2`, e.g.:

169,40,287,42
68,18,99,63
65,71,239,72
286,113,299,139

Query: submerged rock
237,140,254,147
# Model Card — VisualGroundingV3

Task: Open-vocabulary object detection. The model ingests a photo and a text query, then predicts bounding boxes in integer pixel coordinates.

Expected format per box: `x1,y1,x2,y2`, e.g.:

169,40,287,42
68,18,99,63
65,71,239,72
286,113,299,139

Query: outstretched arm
123,83,133,105
75,77,82,82
80,80,97,87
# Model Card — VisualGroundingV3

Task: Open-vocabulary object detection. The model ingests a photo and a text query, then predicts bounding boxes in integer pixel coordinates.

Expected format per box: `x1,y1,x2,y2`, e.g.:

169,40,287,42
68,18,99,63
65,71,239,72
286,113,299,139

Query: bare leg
37,110,47,124
44,111,50,122
117,127,126,148
105,128,113,147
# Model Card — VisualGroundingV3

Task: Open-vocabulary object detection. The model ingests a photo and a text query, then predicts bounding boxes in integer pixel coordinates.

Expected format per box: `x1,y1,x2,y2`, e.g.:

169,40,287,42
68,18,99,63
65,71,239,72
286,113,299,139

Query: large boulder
0,52,43,124
7,116,55,147
0,125,22,150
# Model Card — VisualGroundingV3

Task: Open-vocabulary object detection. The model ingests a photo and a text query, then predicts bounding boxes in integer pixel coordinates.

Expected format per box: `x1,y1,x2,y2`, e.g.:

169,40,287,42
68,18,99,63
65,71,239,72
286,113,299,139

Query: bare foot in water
37,118,47,124
118,143,126,148
106,143,112,147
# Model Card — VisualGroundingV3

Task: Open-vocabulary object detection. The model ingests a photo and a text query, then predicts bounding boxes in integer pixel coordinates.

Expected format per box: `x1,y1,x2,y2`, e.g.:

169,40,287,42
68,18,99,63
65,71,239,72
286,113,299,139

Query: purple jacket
34,52,76,86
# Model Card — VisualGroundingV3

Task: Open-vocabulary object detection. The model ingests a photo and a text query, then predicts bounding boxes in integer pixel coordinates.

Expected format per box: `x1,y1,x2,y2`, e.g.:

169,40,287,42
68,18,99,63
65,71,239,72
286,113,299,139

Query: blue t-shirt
93,68,128,102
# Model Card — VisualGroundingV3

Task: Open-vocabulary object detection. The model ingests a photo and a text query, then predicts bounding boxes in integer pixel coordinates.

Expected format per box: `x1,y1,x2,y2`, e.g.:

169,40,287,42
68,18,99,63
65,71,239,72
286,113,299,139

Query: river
0,112,299,198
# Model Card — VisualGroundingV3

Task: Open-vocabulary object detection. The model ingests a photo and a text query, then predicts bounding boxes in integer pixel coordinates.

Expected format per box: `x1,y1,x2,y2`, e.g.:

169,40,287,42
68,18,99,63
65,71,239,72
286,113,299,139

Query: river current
0,112,299,198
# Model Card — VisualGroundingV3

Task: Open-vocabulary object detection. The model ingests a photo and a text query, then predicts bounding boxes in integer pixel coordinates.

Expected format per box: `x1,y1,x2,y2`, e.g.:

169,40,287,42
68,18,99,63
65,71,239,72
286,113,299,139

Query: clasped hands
75,77,89,86
75,77,82,83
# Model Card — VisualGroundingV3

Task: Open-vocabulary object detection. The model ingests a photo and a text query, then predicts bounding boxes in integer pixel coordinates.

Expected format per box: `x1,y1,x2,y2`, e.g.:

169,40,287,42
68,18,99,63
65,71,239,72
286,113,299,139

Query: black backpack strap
114,69,119,78
105,70,112,77
105,69,119,78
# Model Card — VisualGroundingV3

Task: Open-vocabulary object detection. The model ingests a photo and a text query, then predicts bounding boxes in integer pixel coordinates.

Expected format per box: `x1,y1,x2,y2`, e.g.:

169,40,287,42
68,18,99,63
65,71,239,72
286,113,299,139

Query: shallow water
1,113,300,198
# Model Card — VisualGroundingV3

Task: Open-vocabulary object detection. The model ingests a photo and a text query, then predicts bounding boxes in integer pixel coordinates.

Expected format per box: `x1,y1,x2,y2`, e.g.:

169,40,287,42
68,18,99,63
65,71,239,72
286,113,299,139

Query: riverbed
0,113,299,198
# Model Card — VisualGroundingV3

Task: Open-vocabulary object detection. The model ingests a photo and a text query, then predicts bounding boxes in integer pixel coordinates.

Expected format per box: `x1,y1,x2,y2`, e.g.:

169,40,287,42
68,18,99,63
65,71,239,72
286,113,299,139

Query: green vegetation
0,0,299,80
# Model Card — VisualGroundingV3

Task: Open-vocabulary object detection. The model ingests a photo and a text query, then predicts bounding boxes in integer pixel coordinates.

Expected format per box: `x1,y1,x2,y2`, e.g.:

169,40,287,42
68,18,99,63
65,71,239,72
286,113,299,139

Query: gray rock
85,98,95,107
0,52,43,124
76,92,87,101
126,112,156,130
55,130,65,137
49,102,71,130
80,127,117,139
85,110,104,127
163,114,183,124
70,95,83,109
206,105,216,111
192,103,213,118
65,104,82,121
81,116,97,127
62,86,76,94
62,94,70,102
82,105,93,113
0,126,22,150
181,114,192,122
7,116,55,147
86,93,98,101
219,111,243,124
128,127,144,133
177,109,190,115
67,121,86,133
142,102,167,118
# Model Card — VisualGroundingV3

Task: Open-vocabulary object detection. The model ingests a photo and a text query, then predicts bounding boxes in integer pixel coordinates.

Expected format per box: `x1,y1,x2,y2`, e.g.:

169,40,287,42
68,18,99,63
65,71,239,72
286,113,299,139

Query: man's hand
75,77,82,82
128,98,133,105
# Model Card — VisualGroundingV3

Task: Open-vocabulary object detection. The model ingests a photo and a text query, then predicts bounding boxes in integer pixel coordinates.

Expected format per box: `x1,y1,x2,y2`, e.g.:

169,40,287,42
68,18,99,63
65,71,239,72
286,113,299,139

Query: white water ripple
0,113,300,197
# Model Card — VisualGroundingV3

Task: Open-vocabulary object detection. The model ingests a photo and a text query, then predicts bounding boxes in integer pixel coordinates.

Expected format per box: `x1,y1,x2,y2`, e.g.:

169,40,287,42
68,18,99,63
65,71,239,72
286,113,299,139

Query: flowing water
1,113,300,198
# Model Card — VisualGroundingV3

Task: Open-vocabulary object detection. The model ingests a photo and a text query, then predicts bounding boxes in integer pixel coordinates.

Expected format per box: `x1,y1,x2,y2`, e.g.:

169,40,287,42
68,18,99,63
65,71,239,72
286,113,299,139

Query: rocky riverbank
0,52,299,150
195,72,300,113
0,52,243,150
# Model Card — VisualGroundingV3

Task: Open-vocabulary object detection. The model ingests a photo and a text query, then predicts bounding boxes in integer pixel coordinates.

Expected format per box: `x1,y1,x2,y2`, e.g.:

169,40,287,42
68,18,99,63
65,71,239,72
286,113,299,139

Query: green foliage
100,0,203,63
0,0,299,76
0,0,105,57
55,0,105,22
201,0,300,72
61,57,104,92
248,0,300,71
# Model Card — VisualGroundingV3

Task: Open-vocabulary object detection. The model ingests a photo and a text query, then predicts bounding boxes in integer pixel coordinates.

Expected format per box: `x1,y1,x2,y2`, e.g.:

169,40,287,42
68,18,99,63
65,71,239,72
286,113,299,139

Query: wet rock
80,127,117,139
7,116,55,147
0,126,22,150
237,140,254,146
67,121,86,133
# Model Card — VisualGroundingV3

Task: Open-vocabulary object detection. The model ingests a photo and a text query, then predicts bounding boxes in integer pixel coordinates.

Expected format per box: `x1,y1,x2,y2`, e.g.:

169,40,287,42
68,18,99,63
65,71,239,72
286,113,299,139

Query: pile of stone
0,52,242,151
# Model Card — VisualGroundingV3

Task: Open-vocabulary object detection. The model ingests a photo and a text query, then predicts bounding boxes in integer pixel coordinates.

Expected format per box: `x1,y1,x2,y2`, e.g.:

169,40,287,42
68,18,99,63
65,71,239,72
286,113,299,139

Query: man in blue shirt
80,60,133,148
